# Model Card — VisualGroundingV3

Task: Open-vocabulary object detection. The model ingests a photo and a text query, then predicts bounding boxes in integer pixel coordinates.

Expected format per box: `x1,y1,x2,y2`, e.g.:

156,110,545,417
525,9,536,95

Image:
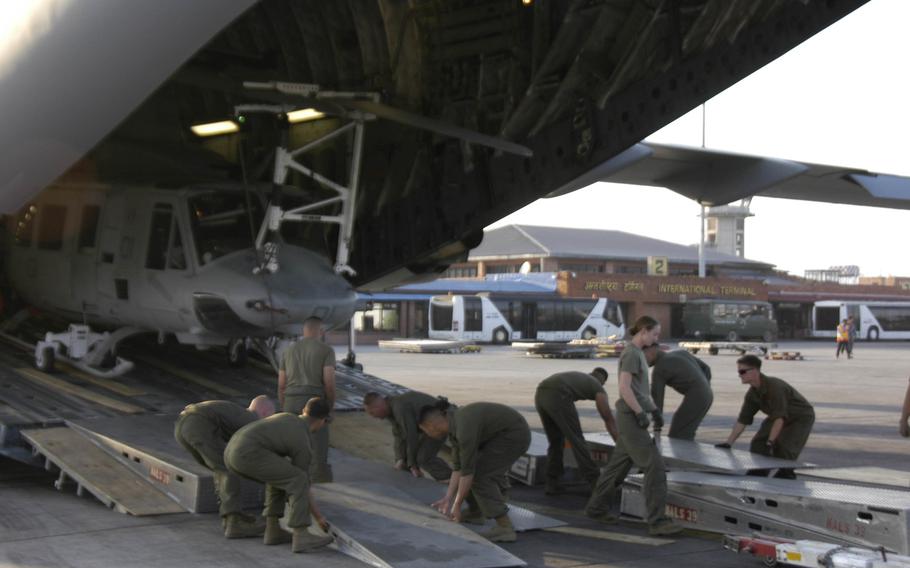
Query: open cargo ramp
20,427,185,516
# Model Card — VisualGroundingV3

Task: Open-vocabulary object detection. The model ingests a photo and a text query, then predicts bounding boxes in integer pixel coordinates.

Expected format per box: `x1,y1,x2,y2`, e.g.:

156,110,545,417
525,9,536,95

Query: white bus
811,300,910,341
428,294,625,343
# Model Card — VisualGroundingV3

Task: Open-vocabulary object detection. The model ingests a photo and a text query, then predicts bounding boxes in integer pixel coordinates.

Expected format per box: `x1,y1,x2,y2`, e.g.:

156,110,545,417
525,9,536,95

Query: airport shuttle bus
811,300,910,341
428,294,625,343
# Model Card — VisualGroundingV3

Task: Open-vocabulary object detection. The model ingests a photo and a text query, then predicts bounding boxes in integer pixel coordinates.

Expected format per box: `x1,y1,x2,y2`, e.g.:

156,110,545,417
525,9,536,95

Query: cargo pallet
766,351,804,361
679,341,776,356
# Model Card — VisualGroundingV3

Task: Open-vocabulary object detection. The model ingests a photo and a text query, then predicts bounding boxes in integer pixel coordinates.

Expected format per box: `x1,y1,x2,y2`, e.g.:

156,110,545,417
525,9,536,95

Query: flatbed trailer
511,341,596,358
377,338,479,353
679,340,777,356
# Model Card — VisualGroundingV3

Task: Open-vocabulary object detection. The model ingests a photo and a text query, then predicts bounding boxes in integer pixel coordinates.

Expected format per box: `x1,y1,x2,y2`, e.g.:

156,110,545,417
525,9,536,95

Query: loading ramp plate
799,467,910,490
584,432,813,473
314,482,526,568
623,471,910,554
21,427,185,516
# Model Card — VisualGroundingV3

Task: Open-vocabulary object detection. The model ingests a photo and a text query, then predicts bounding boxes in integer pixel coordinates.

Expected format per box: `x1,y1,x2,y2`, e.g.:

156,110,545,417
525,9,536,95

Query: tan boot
292,527,333,553
461,508,486,526
263,516,292,545
224,513,265,539
481,514,516,543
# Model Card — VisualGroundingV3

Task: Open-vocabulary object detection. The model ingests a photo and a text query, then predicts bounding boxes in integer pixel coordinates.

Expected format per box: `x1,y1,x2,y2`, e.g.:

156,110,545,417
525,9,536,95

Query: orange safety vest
836,324,849,342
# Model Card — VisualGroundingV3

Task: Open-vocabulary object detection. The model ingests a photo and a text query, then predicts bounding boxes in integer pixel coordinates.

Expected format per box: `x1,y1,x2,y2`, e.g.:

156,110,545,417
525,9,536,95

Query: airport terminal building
338,225,910,343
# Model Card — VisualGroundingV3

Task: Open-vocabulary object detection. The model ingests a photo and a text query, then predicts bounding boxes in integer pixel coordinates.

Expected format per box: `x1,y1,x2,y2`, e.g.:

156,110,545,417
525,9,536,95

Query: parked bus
681,299,778,342
811,300,910,341
428,294,624,343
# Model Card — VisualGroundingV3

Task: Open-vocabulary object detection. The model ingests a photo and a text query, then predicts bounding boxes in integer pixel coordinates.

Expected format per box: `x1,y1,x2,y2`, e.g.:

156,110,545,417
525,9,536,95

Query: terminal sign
648,256,669,276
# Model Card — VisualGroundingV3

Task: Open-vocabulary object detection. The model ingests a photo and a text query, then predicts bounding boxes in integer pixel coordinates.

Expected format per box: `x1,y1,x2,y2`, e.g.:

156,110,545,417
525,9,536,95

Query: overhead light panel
287,108,325,123
190,120,239,137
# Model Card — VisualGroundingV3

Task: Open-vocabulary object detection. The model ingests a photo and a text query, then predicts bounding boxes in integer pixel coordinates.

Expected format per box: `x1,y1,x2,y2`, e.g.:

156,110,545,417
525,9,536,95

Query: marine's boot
648,519,684,536
481,514,516,543
224,513,265,539
291,528,333,553
544,477,560,496
263,516,292,545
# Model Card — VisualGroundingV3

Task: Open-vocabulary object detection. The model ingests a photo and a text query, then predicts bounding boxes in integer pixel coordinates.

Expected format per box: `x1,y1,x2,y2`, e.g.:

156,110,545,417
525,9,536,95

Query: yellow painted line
57,363,147,397
544,526,674,546
134,356,243,397
15,368,144,414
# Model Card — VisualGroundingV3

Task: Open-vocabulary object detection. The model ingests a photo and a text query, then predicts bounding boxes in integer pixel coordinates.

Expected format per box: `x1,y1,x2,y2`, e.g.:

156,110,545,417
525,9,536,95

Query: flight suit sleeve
390,420,407,463
737,391,761,425
697,358,712,382
454,421,480,476
650,368,667,414
402,405,421,468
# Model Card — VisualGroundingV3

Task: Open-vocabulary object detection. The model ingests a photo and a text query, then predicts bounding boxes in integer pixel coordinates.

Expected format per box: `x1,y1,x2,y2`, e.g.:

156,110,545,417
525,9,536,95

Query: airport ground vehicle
811,300,910,341
428,294,624,343
681,299,778,342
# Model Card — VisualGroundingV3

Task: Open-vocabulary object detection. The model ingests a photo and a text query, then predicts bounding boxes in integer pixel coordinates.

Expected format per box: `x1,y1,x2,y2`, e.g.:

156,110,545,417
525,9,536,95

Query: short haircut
304,397,331,420
417,398,451,425
737,354,763,370
591,367,608,382
362,392,383,406
630,315,659,336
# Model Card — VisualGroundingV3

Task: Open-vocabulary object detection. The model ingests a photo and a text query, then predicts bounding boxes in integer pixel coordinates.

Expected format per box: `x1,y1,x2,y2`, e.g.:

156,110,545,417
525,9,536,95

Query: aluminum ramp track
622,471,910,553
584,432,813,473
333,364,411,411
67,414,263,513
21,427,185,516
798,467,910,491
314,482,526,568
331,450,566,533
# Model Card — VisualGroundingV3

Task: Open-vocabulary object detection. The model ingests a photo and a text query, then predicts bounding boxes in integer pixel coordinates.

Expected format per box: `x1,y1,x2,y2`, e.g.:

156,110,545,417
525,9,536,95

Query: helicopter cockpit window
14,204,37,247
188,191,264,266
168,222,187,270
146,204,174,270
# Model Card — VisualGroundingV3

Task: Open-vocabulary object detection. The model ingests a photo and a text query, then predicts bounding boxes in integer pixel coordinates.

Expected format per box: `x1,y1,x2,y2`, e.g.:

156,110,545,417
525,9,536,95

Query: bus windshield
188,191,264,265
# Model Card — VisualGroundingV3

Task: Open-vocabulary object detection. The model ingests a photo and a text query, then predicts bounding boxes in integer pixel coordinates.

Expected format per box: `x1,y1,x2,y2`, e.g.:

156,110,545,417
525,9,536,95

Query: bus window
464,297,483,332
536,301,556,331
815,306,840,331
868,306,910,331
431,301,453,331
604,300,622,327
713,304,726,317
493,300,520,329
567,300,596,329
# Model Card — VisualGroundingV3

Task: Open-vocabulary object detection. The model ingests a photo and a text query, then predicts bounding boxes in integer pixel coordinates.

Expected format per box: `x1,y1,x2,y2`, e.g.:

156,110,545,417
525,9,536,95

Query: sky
490,0,910,277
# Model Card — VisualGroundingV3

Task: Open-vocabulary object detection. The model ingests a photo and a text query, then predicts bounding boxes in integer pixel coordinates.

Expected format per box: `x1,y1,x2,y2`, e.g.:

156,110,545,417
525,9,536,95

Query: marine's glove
652,412,664,431
714,443,732,449
635,411,651,429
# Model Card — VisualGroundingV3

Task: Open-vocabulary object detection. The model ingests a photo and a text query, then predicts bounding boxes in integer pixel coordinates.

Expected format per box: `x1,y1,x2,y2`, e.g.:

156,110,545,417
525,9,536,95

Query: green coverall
587,344,673,527
535,371,605,483
387,391,452,480
449,402,531,519
650,350,713,440
174,400,256,517
224,413,317,529
738,374,815,460
281,337,334,481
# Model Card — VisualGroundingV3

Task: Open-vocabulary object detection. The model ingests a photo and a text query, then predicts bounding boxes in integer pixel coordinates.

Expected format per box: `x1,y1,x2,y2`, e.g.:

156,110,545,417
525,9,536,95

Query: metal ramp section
509,430,548,486
799,467,910,491
584,432,813,473
331,449,565,533
20,427,185,516
314,482,525,568
67,414,263,513
333,364,411,411
622,471,910,554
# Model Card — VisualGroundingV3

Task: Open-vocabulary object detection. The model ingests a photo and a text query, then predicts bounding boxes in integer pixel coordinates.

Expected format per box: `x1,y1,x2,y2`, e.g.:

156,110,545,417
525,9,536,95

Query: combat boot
263,516,292,545
544,477,560,495
481,514,516,543
224,513,265,539
292,528,333,553
649,519,684,536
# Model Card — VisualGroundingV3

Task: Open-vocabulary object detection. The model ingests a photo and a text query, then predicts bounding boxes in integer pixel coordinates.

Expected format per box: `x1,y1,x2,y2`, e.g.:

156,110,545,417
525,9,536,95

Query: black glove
714,442,732,449
635,411,650,429
652,412,664,430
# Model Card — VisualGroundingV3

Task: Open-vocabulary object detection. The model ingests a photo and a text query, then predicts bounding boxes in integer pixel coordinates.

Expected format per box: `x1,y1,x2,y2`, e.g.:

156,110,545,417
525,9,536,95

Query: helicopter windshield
188,190,264,266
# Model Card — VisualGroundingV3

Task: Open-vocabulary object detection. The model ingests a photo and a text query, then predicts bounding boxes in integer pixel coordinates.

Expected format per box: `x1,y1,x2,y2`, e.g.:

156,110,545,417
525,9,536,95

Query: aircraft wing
0,0,257,214
582,142,910,209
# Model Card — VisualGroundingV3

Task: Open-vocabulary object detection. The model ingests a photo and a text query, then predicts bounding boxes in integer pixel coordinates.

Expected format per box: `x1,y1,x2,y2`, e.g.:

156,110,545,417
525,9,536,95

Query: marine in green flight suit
645,345,713,440
278,317,336,482
419,401,531,543
174,396,274,538
534,368,618,493
224,399,334,553
363,390,452,480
